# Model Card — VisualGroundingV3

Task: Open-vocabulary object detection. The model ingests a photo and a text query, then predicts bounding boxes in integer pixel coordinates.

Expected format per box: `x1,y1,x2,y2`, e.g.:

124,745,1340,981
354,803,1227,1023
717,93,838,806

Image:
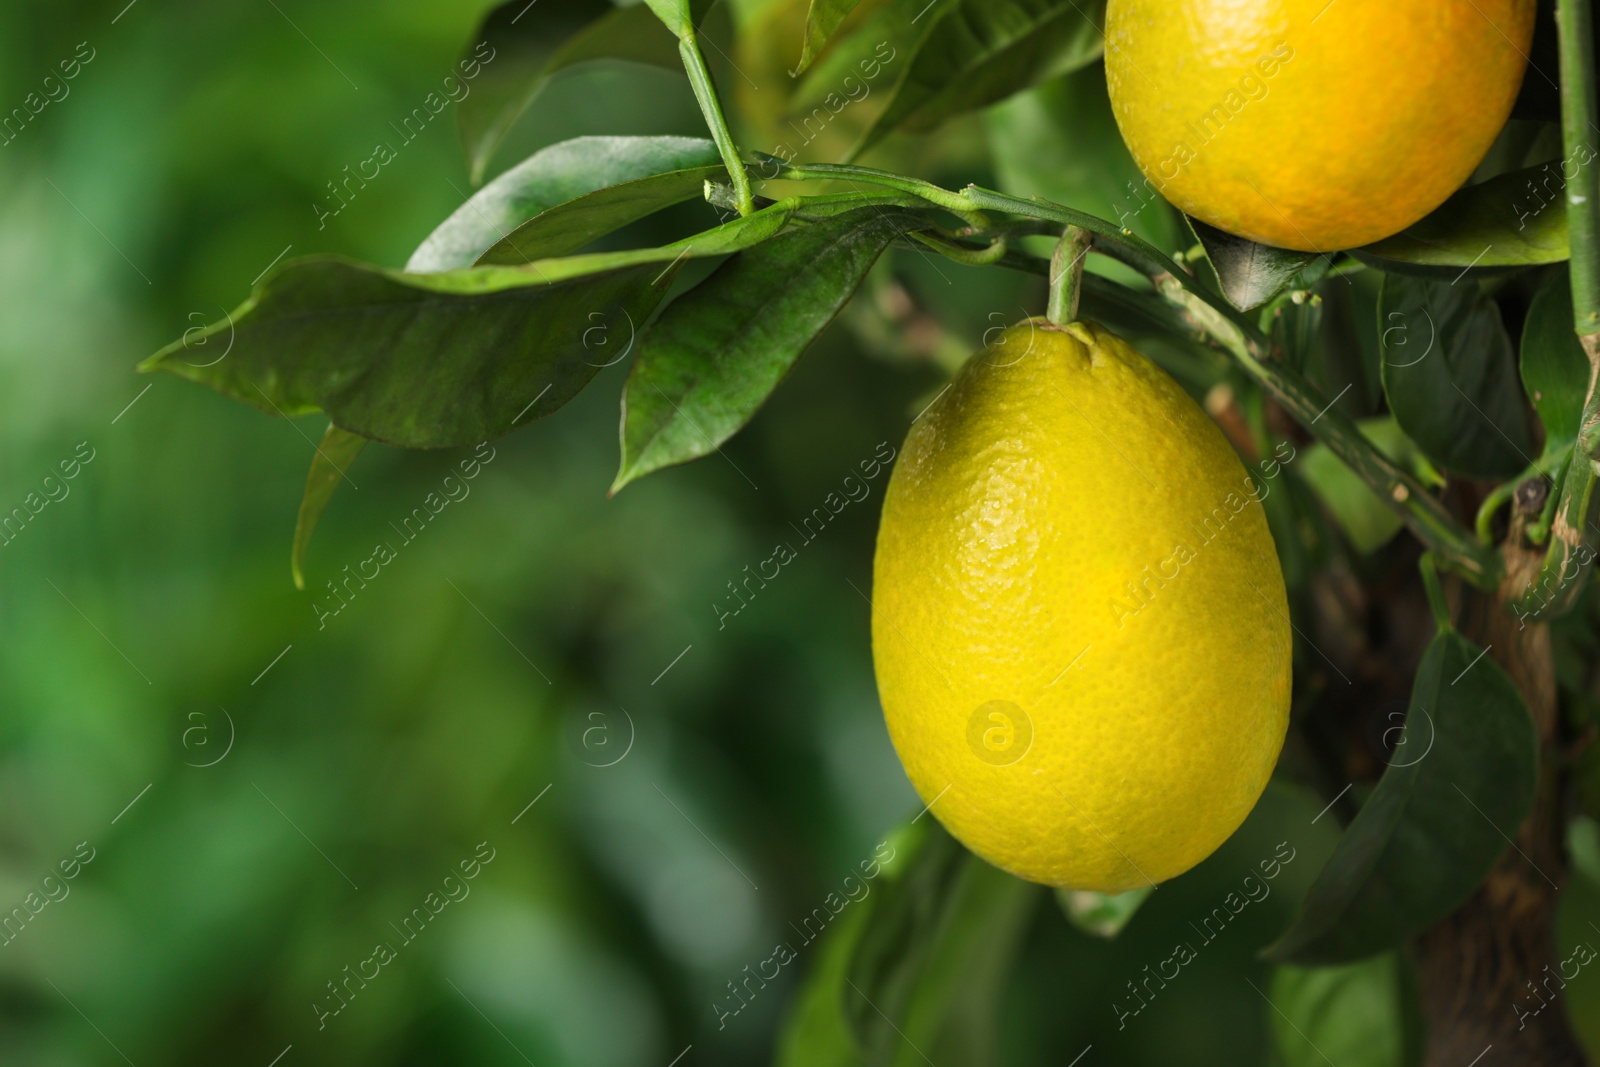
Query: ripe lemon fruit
1104,0,1535,251
872,320,1291,891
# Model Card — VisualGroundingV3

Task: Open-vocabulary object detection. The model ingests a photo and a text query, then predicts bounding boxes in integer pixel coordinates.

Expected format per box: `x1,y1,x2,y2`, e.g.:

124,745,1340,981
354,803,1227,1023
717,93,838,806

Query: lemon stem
1047,226,1092,326
739,166,1502,588
1418,554,1452,633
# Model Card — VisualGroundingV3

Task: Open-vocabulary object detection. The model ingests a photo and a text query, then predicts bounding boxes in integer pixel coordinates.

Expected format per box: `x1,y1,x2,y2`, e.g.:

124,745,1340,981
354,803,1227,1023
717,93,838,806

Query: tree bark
1412,499,1589,1066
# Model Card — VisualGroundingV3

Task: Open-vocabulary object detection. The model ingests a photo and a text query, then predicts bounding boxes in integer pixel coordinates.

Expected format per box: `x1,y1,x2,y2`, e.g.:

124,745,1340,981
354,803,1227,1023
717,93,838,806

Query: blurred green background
2,1,1599,1064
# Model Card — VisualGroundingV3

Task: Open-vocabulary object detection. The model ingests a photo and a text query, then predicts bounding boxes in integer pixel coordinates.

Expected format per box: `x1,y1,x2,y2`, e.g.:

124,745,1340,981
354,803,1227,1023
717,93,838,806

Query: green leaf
1055,885,1152,939
775,821,1039,1067
142,206,797,448
614,207,929,490
772,893,876,1067
787,0,923,122
291,425,368,590
1355,162,1571,273
458,0,685,184
845,830,1038,1067
1570,815,1600,891
1520,268,1593,457
1265,629,1538,965
410,136,723,271
1272,291,1325,374
797,0,863,75
477,161,728,267
1188,216,1316,311
640,0,695,37
1269,954,1424,1067
1378,274,1537,480
855,0,1106,156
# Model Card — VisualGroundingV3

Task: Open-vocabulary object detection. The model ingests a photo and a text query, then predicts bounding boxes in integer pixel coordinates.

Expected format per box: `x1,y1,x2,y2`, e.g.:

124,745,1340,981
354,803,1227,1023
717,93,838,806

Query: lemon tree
145,0,1600,1062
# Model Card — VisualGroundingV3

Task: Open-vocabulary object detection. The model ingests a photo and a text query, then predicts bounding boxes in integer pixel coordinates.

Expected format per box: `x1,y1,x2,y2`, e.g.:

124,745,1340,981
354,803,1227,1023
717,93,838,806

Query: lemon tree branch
1516,0,1600,619
1561,0,1600,350
1151,276,1502,588
755,165,1500,584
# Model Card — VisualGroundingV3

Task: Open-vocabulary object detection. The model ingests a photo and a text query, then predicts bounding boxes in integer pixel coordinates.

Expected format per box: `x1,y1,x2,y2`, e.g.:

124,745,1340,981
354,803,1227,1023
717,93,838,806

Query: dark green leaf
1188,216,1316,311
1272,293,1325,374
1520,268,1592,457
855,0,1106,156
797,0,863,75
142,206,797,448
1305,271,1385,418
411,136,722,271
1265,629,1537,965
844,828,1038,1067
614,207,929,490
775,821,1039,1067
772,893,875,1066
1355,162,1572,273
458,0,684,183
1055,885,1152,939
1269,954,1424,1067
1472,119,1565,184
1378,274,1536,480
291,425,368,590
477,161,728,267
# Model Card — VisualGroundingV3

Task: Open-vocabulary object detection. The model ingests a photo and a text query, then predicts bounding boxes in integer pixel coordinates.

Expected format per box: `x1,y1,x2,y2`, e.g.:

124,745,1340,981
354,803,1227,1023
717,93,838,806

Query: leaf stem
1475,477,1520,544
679,35,754,216
1419,553,1452,632
909,232,1008,265
1047,226,1091,325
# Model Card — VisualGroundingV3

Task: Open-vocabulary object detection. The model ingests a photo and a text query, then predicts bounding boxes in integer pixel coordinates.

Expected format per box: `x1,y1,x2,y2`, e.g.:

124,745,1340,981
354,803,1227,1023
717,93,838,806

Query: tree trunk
1412,499,1589,1066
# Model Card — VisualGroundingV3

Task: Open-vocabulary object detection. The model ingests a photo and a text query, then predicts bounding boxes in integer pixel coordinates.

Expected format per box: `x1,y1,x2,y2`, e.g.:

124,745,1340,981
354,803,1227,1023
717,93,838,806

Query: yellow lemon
1104,0,1535,251
872,321,1291,891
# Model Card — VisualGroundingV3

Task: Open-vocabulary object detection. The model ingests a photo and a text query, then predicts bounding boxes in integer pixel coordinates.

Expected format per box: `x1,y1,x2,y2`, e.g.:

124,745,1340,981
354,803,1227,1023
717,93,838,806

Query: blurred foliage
2,1,1600,1065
